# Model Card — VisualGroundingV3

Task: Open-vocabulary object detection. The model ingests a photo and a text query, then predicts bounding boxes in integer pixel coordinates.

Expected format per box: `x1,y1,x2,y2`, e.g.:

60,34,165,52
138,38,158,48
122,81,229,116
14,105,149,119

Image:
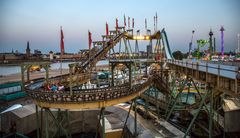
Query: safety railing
45,73,91,87
167,59,239,79
27,77,152,104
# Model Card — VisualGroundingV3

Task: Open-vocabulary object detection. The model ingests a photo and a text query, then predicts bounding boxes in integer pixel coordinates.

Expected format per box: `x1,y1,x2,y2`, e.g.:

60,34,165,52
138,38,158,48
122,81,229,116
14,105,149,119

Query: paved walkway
0,69,69,84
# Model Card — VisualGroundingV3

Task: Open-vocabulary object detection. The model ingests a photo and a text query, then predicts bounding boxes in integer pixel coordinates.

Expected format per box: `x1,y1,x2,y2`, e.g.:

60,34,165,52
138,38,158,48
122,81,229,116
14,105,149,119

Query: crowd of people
44,82,65,91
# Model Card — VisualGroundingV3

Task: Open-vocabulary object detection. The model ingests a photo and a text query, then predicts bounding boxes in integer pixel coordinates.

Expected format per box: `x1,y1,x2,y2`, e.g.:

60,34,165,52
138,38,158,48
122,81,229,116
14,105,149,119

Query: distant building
15,50,19,55
33,49,42,57
26,41,30,59
49,51,54,61
34,49,41,55
0,53,24,63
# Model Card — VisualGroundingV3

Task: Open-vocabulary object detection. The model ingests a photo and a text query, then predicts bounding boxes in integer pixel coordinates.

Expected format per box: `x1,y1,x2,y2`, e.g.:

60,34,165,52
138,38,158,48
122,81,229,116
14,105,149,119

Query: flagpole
60,26,64,79
88,31,91,70
61,28,62,79
61,50,63,78
88,30,91,69
89,43,90,88
88,31,91,87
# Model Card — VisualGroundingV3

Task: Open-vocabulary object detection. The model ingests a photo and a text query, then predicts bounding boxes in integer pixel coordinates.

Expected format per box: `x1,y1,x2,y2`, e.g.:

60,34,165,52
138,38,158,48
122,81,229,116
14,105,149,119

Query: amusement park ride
17,15,240,138
189,26,240,61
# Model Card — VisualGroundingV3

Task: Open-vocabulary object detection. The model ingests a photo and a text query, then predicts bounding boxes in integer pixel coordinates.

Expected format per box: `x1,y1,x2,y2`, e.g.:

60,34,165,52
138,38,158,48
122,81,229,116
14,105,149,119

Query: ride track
25,25,231,111
25,26,238,115
22,23,240,138
26,27,175,110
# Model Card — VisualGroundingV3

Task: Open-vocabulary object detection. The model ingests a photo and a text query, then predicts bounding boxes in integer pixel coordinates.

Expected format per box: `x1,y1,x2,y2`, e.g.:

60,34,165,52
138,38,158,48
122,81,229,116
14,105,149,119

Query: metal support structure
134,98,137,136
101,107,105,138
111,64,115,86
209,86,213,138
40,108,43,138
129,64,132,88
135,39,139,59
154,86,160,118
127,40,133,59
35,105,40,138
145,65,148,75
217,64,220,88
166,78,188,120
164,72,177,117
27,67,30,82
95,108,104,138
45,108,49,138
21,65,25,91
206,62,208,82
57,109,61,138
97,74,100,88
185,81,191,104
108,49,111,86
122,37,132,60
66,110,71,137
184,84,212,138
190,78,211,113
45,66,49,84
45,108,70,138
144,88,150,118
235,67,238,93
121,100,134,138
21,62,51,91
69,65,73,96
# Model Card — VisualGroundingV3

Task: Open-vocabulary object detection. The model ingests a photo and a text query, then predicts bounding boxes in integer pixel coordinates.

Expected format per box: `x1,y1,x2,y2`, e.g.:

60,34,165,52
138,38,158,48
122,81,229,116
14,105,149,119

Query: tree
172,51,184,60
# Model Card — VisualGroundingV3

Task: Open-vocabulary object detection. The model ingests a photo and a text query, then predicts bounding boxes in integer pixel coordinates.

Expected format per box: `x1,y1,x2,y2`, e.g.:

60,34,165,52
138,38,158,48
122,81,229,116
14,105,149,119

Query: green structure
196,39,209,59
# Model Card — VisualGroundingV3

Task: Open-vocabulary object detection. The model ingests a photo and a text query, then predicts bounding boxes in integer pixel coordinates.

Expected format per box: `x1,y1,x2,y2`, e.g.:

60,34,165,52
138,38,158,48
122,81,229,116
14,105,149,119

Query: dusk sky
0,0,240,54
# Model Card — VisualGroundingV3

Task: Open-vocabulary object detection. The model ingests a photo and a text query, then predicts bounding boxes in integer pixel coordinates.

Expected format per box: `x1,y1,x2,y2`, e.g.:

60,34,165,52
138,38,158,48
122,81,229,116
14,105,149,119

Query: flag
145,18,147,29
132,18,134,28
124,14,126,27
128,16,130,28
60,26,64,55
116,18,118,30
88,31,92,50
106,22,109,36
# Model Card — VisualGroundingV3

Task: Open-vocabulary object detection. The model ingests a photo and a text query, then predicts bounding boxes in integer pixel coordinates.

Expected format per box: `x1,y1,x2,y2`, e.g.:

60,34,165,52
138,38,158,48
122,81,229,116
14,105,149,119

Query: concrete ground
0,65,109,84
0,69,69,84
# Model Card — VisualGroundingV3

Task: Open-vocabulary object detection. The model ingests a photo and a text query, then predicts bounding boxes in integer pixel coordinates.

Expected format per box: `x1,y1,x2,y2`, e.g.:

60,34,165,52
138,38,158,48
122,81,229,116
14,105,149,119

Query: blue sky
0,0,240,53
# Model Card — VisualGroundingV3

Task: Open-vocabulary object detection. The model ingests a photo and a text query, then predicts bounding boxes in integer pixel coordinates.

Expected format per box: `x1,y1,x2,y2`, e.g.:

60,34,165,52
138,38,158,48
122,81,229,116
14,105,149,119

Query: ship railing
27,77,152,103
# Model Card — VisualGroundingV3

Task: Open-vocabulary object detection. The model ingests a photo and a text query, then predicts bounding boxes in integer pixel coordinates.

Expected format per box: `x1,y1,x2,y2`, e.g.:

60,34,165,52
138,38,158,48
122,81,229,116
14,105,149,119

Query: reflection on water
0,66,21,76
50,62,75,69
0,60,109,76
